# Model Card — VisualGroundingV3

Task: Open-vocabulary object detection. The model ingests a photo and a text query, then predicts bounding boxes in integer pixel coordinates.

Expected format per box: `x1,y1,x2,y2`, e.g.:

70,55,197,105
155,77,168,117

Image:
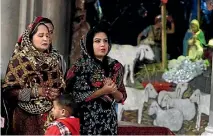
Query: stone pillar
18,0,27,35
29,0,35,21
34,0,43,16
1,0,20,78
18,0,37,39
42,0,72,64
202,53,213,135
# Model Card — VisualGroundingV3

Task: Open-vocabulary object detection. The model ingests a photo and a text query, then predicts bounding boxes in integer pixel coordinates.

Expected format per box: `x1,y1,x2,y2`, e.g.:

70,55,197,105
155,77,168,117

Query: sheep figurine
117,83,158,124
108,44,155,85
161,94,196,121
158,82,188,105
189,89,210,131
148,100,184,132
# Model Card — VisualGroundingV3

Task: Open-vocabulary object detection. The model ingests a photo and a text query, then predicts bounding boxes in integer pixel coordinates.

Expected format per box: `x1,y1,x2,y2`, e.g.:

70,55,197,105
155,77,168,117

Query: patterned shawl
3,18,65,114
66,25,126,103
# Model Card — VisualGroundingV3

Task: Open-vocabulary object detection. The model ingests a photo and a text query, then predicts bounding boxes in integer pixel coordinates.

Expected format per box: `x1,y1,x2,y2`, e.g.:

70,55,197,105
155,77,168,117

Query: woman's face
190,23,198,33
155,20,162,29
93,32,109,60
45,23,54,43
32,25,50,52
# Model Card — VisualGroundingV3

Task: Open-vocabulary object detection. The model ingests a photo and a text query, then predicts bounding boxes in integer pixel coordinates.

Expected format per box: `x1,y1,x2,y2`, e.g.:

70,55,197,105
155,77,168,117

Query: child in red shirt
45,94,80,135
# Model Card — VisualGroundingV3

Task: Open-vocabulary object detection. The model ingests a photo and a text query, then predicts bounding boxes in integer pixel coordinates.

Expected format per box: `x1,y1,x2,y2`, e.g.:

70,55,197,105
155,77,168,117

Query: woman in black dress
66,24,127,135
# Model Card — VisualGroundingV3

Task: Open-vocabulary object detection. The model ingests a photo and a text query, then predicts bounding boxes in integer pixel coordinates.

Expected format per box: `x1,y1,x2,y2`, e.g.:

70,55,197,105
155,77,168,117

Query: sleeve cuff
18,88,31,101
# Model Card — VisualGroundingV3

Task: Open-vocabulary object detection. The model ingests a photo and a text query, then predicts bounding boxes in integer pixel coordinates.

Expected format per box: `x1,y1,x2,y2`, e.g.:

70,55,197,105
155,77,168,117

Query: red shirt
45,116,80,135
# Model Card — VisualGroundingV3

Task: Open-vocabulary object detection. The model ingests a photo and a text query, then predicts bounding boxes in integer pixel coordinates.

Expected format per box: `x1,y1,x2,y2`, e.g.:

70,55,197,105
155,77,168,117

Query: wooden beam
197,0,201,22
209,52,213,127
161,3,167,70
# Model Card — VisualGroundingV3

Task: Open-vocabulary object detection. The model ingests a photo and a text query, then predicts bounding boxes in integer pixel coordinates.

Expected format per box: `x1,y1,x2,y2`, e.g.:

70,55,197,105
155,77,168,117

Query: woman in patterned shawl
38,17,67,76
2,17,65,135
17,17,67,76
66,23,127,135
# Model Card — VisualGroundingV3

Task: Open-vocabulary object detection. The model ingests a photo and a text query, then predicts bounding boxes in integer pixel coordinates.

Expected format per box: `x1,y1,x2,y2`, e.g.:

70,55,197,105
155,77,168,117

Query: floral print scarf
66,30,126,103
3,19,65,114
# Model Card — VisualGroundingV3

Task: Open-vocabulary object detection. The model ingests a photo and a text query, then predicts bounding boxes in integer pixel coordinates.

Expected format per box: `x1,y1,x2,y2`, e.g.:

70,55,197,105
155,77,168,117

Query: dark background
85,0,212,59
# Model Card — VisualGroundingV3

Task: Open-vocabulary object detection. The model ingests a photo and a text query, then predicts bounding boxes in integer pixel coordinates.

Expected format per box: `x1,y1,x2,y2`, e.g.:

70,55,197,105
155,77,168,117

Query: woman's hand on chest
100,78,117,95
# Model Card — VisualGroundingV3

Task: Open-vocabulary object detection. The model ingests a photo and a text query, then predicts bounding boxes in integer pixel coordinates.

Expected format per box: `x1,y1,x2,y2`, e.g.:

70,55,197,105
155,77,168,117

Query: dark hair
85,21,112,77
56,94,77,115
85,22,111,58
29,22,49,40
40,17,54,29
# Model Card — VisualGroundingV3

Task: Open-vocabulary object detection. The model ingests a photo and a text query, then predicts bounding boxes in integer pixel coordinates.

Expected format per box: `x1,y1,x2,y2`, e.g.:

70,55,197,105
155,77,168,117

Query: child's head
51,94,77,119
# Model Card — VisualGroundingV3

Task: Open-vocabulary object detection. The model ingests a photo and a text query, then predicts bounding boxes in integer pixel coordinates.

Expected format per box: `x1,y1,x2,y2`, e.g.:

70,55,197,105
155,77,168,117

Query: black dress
66,55,127,135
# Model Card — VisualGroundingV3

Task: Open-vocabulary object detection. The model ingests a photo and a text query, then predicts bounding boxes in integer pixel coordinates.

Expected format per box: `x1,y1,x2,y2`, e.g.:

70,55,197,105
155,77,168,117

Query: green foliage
134,63,164,83
134,81,144,89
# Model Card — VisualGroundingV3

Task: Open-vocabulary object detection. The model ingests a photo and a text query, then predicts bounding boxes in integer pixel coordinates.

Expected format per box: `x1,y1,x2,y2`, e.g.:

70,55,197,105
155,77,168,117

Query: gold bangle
32,86,39,98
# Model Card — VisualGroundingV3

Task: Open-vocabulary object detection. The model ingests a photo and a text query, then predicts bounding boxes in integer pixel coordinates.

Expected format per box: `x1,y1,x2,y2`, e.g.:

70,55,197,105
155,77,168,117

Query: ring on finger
46,91,49,96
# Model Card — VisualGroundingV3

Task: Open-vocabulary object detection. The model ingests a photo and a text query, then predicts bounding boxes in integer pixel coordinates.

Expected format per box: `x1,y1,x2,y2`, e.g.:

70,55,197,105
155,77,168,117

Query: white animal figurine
148,101,184,132
117,83,158,124
158,82,188,105
161,94,196,121
108,44,155,85
189,89,210,131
